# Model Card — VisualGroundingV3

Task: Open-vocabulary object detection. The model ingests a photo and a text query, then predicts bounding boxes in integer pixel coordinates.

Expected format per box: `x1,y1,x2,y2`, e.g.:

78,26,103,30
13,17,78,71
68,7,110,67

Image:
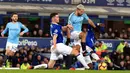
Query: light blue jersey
68,12,89,32
1,22,29,44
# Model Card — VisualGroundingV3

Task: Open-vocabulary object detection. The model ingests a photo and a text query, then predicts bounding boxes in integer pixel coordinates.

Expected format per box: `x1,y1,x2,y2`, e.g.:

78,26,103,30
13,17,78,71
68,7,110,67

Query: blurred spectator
121,28,126,34
108,28,113,37
123,42,130,57
32,30,38,37
23,32,31,37
95,41,108,57
103,32,109,39
127,28,130,39
126,56,130,70
119,33,124,39
28,54,33,65
123,33,128,39
0,26,4,33
20,57,30,69
38,29,44,38
117,54,126,70
44,33,50,37
19,48,27,62
114,29,119,38
12,52,21,67
110,32,115,39
116,41,127,54
33,24,40,33
0,56,3,67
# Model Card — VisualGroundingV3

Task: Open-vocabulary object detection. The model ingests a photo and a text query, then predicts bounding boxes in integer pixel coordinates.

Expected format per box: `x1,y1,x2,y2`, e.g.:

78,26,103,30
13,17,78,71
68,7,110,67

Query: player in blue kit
32,13,90,69
85,23,105,60
1,13,29,66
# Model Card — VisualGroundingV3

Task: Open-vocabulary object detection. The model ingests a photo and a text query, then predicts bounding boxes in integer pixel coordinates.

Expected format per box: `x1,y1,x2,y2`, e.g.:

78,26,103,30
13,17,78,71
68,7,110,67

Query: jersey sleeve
51,26,59,37
68,13,73,25
19,22,29,33
83,13,89,21
1,23,9,34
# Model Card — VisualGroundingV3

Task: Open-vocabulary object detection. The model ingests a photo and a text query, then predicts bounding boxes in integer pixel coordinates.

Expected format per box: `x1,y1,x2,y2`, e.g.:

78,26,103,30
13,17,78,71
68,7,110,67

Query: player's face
11,14,18,22
54,15,59,23
77,9,85,16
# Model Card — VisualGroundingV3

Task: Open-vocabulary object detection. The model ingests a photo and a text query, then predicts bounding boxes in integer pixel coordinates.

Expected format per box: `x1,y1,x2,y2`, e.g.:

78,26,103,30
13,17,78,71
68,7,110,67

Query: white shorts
86,46,93,52
84,55,92,64
71,31,81,47
71,31,81,41
6,42,18,52
50,43,72,60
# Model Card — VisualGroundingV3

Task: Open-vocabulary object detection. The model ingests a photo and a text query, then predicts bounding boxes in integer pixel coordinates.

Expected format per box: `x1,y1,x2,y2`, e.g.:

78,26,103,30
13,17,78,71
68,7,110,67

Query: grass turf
0,70,130,73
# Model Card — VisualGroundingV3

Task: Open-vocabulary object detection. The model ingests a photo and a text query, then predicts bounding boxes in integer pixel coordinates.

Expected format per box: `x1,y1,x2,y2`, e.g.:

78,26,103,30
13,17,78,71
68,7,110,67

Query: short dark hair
11,12,18,17
50,13,58,19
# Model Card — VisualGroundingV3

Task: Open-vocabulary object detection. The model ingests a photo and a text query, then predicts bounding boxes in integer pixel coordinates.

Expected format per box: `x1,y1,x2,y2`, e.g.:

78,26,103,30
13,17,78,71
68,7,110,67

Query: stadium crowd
0,39,130,70
0,46,50,69
0,23,130,39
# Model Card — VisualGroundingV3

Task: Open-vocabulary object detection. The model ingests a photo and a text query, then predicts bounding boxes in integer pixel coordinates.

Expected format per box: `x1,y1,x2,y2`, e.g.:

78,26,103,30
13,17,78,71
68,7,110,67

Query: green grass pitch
0,70,130,73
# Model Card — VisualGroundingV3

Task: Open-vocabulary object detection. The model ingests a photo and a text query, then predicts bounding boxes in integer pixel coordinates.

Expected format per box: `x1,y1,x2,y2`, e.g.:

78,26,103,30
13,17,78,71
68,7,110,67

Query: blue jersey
68,12,89,32
86,24,96,49
1,22,29,44
50,24,63,44
86,24,105,49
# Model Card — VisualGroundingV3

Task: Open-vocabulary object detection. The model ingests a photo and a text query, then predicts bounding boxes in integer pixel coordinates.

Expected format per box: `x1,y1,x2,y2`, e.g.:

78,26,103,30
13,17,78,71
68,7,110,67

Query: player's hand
51,45,57,52
20,32,24,36
67,24,73,30
1,34,4,37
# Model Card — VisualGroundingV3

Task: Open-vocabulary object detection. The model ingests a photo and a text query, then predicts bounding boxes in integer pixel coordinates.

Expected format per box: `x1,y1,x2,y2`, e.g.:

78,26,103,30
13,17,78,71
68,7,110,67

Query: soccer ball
98,62,107,70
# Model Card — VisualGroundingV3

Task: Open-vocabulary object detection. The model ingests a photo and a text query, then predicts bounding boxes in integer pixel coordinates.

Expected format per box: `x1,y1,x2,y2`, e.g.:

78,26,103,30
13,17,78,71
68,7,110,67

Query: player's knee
71,48,79,56
5,50,10,56
9,51,15,56
72,45,80,52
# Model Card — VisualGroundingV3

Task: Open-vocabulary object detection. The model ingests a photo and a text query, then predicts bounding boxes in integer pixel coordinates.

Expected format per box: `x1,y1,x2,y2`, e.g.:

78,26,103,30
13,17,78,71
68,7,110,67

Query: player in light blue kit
1,13,29,64
31,13,90,69
66,4,97,51
66,4,100,68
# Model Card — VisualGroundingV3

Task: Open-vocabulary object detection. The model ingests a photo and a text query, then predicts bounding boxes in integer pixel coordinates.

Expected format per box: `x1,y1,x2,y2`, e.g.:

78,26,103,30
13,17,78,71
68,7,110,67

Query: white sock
84,55,92,64
34,64,48,69
91,53,100,60
77,54,90,69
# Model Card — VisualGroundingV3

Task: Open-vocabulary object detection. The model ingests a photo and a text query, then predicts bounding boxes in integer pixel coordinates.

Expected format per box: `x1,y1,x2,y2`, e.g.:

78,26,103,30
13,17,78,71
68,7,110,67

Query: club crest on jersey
54,29,58,33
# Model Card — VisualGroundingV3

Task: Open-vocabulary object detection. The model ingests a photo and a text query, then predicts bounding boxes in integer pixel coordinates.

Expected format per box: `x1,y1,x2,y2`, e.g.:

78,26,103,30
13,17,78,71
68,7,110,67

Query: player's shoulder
17,22,22,25
7,22,12,24
69,12,75,17
82,13,88,16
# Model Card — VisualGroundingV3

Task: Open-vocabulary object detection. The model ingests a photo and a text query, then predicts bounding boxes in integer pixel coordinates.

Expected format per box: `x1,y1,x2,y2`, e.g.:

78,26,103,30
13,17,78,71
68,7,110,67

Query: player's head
50,13,59,23
76,4,85,16
11,13,18,22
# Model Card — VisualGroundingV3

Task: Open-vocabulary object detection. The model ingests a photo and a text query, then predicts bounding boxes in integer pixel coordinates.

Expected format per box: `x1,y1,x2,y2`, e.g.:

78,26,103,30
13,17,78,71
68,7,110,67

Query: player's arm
19,22,29,36
67,13,73,30
1,24,9,37
83,13,96,28
52,34,57,49
62,25,73,32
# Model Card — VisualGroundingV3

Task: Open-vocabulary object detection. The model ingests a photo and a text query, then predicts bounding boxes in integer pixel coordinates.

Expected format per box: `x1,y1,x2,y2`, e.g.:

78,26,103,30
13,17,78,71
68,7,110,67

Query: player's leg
86,46,100,61
84,55,93,69
66,28,71,45
56,43,89,69
33,46,59,69
79,31,87,52
70,45,90,69
3,42,13,66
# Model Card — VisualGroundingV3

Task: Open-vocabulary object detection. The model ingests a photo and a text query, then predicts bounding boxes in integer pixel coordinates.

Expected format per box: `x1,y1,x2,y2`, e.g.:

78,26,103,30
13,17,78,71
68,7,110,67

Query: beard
77,13,82,16
12,19,18,22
